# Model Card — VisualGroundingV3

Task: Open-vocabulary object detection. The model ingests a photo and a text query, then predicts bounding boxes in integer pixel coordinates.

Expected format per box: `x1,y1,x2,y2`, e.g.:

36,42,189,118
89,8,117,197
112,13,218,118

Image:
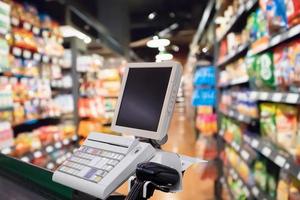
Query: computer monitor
111,62,182,141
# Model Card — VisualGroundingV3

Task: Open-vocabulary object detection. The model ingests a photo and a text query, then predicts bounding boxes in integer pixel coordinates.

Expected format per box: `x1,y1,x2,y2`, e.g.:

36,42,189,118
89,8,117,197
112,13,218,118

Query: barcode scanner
125,162,180,200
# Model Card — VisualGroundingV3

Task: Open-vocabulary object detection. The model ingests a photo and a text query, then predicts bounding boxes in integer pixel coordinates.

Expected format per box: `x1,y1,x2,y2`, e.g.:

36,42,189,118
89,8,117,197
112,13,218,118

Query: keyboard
58,146,125,183
53,132,156,199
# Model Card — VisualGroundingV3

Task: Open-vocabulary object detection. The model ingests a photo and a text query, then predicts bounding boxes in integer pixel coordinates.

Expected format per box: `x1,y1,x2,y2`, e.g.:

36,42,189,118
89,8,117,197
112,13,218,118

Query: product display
192,66,217,136
0,1,78,175
215,0,300,199
77,56,122,138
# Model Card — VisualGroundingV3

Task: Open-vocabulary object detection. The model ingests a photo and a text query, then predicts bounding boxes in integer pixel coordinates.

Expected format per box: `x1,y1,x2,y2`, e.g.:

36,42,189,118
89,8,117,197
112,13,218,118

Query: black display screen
116,67,172,131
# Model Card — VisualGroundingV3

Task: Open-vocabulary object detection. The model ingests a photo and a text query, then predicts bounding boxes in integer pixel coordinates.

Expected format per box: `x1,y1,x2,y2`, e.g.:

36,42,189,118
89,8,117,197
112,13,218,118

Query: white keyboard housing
53,132,156,199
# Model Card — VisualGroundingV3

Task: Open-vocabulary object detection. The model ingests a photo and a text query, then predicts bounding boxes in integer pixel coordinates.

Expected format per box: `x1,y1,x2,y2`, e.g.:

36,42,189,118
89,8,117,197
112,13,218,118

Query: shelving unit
210,0,300,198
217,43,249,67
216,0,258,43
249,24,300,56
226,164,272,200
220,107,256,124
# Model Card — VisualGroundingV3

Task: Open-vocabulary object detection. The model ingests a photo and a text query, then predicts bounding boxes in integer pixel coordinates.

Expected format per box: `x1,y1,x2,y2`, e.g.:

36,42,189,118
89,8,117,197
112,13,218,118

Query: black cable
125,181,144,200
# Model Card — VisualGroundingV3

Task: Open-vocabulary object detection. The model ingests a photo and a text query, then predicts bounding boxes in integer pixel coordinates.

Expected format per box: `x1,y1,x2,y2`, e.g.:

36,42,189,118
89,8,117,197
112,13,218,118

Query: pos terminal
53,62,205,199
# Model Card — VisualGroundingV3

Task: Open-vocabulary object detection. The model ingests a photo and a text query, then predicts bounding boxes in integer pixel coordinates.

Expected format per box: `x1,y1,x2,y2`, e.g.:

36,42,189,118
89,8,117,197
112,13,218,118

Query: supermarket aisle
151,110,215,200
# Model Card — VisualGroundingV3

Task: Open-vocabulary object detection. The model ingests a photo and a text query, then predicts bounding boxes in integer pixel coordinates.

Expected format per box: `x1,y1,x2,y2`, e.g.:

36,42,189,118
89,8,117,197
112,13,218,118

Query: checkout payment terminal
53,62,184,199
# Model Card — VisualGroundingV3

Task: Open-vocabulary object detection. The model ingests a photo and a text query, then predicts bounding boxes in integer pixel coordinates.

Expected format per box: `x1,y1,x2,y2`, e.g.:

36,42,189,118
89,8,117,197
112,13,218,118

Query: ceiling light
148,12,157,20
169,12,175,18
60,25,92,44
155,52,173,61
146,36,170,48
171,45,179,52
202,47,208,53
170,23,179,30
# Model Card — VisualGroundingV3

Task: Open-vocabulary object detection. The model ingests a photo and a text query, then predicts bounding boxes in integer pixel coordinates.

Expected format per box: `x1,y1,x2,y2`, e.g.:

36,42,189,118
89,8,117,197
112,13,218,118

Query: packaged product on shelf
60,123,76,139
246,55,257,88
254,159,268,191
13,102,25,124
0,38,10,72
276,104,298,150
196,113,217,136
14,132,41,156
12,28,37,51
276,171,290,200
256,9,268,39
289,176,300,200
0,121,13,149
78,120,103,138
31,155,50,167
53,95,74,114
194,66,215,86
260,0,288,34
267,162,279,198
289,39,300,92
0,1,11,35
256,52,275,90
192,89,216,106
286,0,300,26
246,12,258,41
24,100,39,120
274,44,291,91
219,40,228,60
260,103,277,142
0,81,13,109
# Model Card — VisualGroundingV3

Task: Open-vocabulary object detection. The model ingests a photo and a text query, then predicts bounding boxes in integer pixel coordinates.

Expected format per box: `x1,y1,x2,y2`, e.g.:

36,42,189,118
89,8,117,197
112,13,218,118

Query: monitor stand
138,135,168,149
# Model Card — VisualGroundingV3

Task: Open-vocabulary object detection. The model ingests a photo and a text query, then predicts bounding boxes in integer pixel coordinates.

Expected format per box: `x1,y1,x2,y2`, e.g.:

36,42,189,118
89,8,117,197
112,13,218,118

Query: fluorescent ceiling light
60,25,92,44
147,36,170,48
155,52,173,61
148,12,157,20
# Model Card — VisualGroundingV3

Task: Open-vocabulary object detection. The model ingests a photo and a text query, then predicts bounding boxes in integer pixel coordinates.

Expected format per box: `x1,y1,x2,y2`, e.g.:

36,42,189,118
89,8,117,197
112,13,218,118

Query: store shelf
217,0,258,43
226,165,252,199
11,16,62,41
249,24,300,56
220,177,235,200
217,43,249,67
220,130,256,165
219,76,249,88
243,134,300,181
248,91,300,104
227,164,272,200
18,135,78,164
0,107,13,112
11,46,63,64
51,87,72,92
220,108,256,124
12,116,61,131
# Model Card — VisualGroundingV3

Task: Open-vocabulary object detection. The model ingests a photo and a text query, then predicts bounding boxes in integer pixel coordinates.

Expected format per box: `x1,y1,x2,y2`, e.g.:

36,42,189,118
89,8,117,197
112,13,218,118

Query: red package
286,0,300,26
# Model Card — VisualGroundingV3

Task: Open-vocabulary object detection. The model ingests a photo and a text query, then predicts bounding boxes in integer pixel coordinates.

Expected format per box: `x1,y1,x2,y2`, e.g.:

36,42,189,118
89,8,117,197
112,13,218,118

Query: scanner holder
126,148,203,200
128,177,158,200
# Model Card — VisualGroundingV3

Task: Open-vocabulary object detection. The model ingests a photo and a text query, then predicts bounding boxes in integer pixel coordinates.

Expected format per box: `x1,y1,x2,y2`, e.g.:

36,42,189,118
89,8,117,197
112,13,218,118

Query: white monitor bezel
111,61,182,141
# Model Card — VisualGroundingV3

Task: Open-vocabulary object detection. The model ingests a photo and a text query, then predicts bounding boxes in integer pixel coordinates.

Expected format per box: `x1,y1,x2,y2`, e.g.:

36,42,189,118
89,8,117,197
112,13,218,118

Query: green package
254,160,268,191
268,174,277,198
256,52,275,90
260,103,277,143
246,55,257,89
